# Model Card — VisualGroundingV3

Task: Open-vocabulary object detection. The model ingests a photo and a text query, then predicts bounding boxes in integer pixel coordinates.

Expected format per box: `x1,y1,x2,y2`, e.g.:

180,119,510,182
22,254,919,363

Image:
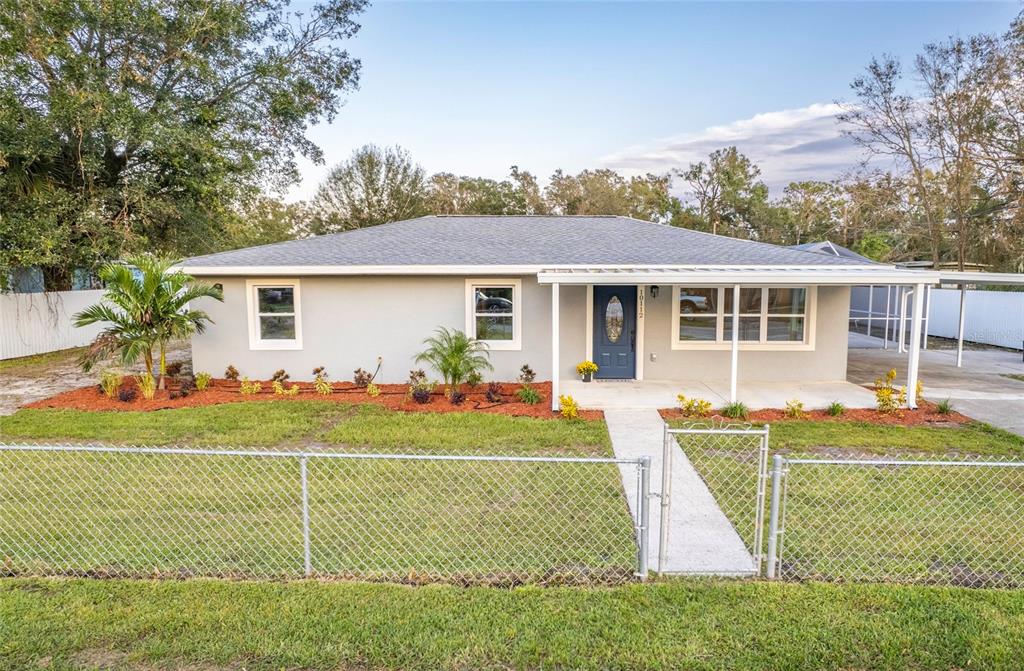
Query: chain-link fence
0,443,649,585
661,422,769,572
766,455,1024,588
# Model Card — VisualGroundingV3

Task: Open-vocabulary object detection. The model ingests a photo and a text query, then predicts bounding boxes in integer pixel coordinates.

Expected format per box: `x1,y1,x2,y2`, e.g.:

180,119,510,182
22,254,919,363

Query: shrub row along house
178,215,941,410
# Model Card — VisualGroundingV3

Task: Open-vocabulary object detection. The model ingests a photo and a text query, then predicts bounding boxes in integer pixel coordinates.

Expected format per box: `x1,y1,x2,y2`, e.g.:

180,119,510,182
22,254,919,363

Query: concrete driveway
848,338,1024,436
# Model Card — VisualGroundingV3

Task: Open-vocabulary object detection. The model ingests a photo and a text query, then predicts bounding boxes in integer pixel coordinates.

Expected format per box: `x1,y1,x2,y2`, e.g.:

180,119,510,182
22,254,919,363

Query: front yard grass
0,401,611,454
0,402,629,582
3,577,1024,671
669,418,1024,586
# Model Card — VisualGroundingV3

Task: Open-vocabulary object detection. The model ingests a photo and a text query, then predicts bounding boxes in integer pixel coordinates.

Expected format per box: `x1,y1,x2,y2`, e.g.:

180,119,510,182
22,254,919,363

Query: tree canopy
0,0,366,289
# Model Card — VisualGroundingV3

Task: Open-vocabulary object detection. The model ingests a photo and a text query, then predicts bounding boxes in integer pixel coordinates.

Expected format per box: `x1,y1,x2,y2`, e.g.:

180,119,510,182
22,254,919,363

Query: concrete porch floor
562,378,877,410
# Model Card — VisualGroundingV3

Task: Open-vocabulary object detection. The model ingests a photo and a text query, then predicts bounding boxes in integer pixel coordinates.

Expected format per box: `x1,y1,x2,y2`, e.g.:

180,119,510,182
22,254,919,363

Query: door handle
630,330,635,350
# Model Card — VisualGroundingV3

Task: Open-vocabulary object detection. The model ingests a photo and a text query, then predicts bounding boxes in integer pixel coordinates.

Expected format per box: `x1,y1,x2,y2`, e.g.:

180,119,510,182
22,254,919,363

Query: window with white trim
247,279,302,350
465,279,521,350
672,286,815,350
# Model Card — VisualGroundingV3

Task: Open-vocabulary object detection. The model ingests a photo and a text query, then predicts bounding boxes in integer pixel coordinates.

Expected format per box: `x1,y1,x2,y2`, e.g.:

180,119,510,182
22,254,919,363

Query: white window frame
670,285,817,351
465,278,522,351
246,279,303,350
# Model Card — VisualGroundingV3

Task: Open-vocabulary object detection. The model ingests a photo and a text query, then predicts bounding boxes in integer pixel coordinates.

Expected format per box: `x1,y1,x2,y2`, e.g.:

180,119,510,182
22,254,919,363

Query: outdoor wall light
650,285,660,299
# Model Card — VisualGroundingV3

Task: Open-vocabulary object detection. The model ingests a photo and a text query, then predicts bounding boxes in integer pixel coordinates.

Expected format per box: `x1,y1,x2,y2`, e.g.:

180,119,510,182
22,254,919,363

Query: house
179,215,942,410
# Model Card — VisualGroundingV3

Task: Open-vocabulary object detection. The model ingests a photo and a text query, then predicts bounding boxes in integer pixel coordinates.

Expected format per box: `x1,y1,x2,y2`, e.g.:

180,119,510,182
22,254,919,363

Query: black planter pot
582,372,593,383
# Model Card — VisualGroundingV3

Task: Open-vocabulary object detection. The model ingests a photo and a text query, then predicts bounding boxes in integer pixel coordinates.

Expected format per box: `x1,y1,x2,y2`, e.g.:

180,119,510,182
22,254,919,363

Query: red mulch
25,378,604,421
658,399,972,427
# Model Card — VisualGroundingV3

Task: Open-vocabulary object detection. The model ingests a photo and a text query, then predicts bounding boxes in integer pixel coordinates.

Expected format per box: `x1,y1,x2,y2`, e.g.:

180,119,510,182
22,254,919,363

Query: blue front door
593,286,636,379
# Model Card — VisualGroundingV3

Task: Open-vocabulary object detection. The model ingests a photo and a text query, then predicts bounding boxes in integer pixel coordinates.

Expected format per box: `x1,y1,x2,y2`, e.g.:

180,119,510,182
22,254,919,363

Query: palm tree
415,327,493,396
74,255,223,390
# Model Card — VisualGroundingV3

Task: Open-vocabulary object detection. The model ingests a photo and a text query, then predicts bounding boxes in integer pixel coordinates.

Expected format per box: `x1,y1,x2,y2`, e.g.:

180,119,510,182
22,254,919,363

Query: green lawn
0,401,611,454
0,347,86,375
3,578,1024,671
0,403,630,583
668,419,1024,587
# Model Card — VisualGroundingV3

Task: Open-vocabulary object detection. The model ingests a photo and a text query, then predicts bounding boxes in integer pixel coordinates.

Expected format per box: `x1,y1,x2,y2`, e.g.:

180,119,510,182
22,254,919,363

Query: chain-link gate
659,422,770,575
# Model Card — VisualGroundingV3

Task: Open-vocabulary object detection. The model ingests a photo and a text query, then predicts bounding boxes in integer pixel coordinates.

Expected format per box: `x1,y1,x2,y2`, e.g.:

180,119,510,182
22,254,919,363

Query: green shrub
366,382,381,397
936,398,954,415
239,377,261,395
722,401,748,420
194,372,212,391
99,370,123,398
466,370,483,388
874,368,906,413
826,401,845,417
224,365,239,381
415,327,493,397
784,399,805,419
516,385,542,404
676,394,711,418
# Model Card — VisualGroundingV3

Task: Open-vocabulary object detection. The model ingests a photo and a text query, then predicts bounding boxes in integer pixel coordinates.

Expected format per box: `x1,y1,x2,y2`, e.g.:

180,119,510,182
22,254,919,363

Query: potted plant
576,360,598,383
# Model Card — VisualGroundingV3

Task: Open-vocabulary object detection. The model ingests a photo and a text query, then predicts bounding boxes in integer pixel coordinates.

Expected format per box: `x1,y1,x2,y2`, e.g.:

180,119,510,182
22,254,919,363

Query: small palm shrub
314,377,332,396
517,364,536,384
415,327,493,398
559,395,580,420
194,372,212,391
224,365,240,381
936,398,954,415
722,401,749,420
827,401,845,417
99,370,123,398
136,373,157,400
784,399,805,419
485,382,503,403
239,377,261,395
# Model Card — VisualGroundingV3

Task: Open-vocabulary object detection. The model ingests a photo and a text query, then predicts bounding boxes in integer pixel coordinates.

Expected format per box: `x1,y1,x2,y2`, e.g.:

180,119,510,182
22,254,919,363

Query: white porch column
551,282,560,412
866,285,874,337
729,284,740,404
898,287,908,353
956,283,967,367
923,284,932,349
883,285,891,349
906,282,925,409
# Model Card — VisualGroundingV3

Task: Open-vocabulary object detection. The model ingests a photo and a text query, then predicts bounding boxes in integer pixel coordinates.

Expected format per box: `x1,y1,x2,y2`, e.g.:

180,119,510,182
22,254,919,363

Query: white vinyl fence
0,290,104,360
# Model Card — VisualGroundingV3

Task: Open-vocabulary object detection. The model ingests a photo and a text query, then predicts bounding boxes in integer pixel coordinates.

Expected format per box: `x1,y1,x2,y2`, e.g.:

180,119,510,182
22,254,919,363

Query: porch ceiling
537,266,941,286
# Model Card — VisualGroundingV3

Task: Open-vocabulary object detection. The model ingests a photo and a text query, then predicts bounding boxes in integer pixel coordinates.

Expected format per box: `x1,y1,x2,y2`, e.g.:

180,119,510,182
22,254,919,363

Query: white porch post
551,281,560,412
898,287,908,353
729,284,740,404
906,282,925,409
923,284,931,349
883,285,891,349
866,285,874,337
956,283,967,367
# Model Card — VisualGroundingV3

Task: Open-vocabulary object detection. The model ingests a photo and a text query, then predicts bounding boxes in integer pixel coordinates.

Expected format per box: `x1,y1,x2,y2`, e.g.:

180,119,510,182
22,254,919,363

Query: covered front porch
541,265,940,412
561,378,877,410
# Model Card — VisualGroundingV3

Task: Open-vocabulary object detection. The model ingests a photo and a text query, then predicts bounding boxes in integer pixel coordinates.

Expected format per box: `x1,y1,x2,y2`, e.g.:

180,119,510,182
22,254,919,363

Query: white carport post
551,281,560,412
906,283,925,409
729,284,740,404
955,283,967,367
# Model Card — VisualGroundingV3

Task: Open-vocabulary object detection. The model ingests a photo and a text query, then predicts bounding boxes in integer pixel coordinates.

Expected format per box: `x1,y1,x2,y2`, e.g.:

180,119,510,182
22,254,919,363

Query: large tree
0,0,366,289
309,144,428,233
427,167,547,215
544,169,676,222
674,146,770,237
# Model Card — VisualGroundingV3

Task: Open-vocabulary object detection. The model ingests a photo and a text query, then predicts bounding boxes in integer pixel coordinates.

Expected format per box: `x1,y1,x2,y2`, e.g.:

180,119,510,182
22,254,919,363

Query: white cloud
598,103,867,197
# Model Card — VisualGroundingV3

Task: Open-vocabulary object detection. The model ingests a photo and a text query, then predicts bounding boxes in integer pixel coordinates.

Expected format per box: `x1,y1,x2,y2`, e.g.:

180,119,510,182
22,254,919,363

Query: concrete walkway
604,408,757,576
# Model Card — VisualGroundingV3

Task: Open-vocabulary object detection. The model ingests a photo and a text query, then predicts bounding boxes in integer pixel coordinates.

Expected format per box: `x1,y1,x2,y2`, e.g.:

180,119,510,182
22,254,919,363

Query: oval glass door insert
605,296,624,342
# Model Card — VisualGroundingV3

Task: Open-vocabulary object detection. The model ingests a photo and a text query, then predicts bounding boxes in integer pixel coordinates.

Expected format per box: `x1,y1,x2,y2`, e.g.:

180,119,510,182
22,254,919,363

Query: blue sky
289,1,1022,200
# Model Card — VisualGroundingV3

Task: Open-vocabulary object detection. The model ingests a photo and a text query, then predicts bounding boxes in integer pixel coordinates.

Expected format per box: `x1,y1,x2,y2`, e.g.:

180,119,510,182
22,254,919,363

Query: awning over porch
537,265,941,286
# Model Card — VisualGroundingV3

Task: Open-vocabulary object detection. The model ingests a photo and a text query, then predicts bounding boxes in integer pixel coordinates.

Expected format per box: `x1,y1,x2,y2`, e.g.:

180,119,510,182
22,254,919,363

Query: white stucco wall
191,275,586,383
190,276,850,384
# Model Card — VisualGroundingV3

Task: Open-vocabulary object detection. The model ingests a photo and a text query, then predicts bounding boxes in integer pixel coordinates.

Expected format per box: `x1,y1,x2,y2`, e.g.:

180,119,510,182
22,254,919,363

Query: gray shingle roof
181,216,877,268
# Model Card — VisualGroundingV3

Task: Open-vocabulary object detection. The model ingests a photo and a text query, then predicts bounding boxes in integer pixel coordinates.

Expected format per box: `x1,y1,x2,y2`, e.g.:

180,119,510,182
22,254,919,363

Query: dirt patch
68,648,244,671
24,379,604,421
658,399,972,427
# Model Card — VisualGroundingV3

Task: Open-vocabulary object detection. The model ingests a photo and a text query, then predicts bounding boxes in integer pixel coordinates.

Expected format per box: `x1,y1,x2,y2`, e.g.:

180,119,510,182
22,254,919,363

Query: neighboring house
179,215,943,409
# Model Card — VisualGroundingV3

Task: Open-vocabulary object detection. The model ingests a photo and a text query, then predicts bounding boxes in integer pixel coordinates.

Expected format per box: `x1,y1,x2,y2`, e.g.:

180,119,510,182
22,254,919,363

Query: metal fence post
300,455,312,577
752,424,770,568
636,456,651,579
659,426,672,574
765,454,784,579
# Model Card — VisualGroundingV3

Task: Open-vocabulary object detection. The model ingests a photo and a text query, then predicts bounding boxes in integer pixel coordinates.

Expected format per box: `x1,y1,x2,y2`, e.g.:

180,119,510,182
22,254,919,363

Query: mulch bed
659,399,972,427
24,378,605,421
